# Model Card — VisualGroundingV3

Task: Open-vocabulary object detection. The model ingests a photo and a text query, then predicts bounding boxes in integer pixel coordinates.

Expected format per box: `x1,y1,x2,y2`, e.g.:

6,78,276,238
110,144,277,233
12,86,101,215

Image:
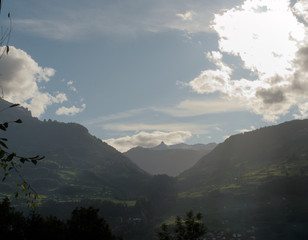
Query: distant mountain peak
124,142,217,176
152,141,168,150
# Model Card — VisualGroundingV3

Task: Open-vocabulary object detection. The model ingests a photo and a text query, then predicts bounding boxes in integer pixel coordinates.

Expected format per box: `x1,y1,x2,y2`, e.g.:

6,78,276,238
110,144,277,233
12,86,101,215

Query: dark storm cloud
256,88,286,104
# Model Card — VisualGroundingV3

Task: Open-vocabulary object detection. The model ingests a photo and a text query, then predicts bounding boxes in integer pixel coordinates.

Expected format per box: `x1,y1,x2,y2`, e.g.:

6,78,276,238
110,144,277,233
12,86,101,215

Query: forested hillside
176,119,308,239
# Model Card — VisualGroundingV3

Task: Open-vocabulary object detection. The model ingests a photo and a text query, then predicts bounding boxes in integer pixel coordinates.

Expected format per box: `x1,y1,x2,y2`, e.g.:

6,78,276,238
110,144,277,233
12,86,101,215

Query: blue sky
1,0,308,151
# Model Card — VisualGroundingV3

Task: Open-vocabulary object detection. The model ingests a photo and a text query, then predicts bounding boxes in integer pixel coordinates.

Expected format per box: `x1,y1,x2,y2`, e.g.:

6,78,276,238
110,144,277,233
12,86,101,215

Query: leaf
0,138,8,141
0,141,8,149
15,192,18,199
3,122,8,128
2,163,7,171
6,153,15,162
14,119,22,123
0,150,5,158
20,158,27,164
29,155,44,162
2,173,8,182
9,104,20,108
0,125,6,131
31,159,38,165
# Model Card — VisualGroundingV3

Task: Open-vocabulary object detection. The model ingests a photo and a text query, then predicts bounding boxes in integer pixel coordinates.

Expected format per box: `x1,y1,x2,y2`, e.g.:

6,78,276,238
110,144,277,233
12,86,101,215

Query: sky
0,0,308,152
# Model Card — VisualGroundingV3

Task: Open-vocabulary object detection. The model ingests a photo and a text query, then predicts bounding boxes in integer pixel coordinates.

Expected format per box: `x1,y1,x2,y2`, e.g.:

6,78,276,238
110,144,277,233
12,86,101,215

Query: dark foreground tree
0,198,122,240
0,197,26,238
68,206,122,240
158,210,207,240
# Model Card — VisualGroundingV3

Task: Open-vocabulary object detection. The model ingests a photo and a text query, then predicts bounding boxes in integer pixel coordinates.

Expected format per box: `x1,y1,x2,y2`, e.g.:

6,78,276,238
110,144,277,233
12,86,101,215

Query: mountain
151,141,169,150
124,142,216,176
168,142,217,151
0,99,150,200
179,119,308,190
2,97,308,239
176,119,308,239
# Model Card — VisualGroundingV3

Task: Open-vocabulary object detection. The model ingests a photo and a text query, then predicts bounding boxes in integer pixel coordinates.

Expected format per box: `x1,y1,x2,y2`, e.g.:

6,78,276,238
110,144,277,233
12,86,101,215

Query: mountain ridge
173,119,308,239
179,118,308,187
125,142,216,176
128,141,217,152
0,98,150,200
1,98,308,239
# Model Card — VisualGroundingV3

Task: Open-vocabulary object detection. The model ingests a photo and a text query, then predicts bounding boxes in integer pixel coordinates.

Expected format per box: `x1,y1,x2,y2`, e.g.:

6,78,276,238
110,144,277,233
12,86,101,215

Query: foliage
0,104,44,207
0,3,44,207
68,206,122,240
0,197,122,240
158,210,207,240
0,197,25,238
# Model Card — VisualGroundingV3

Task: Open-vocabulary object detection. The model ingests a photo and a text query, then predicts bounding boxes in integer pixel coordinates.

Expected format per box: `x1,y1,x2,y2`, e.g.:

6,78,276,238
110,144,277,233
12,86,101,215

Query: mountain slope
125,142,216,176
175,119,308,239
0,99,150,200
179,119,308,191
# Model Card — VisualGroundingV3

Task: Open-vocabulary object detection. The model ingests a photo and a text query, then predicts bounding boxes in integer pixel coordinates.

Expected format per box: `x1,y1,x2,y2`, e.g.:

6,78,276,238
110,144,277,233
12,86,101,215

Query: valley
0,99,308,239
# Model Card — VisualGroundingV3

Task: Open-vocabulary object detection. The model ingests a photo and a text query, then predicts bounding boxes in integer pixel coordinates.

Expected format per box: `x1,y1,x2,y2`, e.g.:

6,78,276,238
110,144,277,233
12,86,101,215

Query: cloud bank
189,0,308,122
0,46,67,117
103,130,192,152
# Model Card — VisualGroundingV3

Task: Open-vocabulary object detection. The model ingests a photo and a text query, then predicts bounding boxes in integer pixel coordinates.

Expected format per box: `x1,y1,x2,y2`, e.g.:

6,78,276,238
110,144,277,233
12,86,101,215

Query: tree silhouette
0,198,123,239
0,197,26,238
158,210,207,240
67,206,122,240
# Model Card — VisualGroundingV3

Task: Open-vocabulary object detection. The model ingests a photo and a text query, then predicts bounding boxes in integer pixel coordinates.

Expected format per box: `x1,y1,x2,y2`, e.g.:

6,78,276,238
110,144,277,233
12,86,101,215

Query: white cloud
223,135,230,141
176,10,195,21
213,0,304,78
293,0,308,24
56,103,86,116
293,102,308,119
237,126,256,133
101,122,210,135
23,92,67,117
188,0,308,122
69,86,77,92
161,98,246,117
66,80,77,92
103,130,192,152
189,51,233,94
87,106,216,138
0,46,67,117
